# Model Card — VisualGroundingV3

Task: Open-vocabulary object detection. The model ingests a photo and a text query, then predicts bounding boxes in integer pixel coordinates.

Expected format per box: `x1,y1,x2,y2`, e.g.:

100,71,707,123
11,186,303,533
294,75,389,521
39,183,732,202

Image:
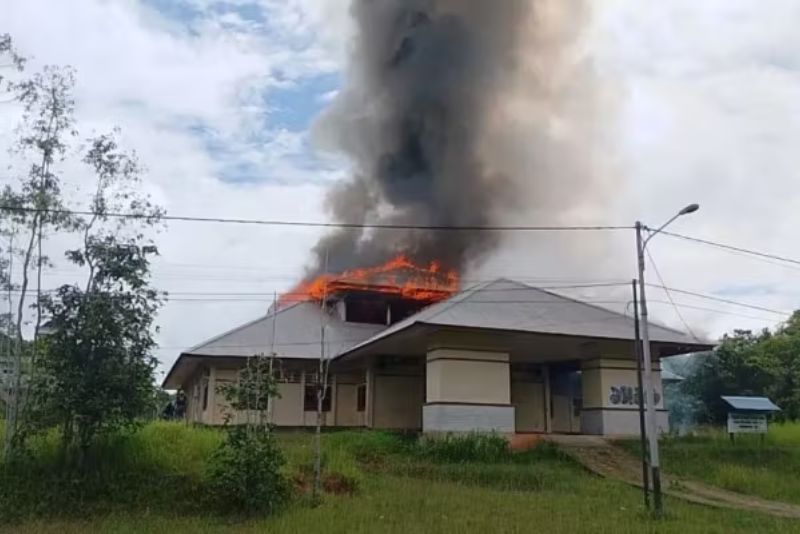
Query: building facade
164,280,710,436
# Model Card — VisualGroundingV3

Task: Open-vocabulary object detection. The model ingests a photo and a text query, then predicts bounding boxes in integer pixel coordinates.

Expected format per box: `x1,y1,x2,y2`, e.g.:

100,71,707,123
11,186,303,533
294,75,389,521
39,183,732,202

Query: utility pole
636,222,663,516
635,203,699,518
632,279,650,510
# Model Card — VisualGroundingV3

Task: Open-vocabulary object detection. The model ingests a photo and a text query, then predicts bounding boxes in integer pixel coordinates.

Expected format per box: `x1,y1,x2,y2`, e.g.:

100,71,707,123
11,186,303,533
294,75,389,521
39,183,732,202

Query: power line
646,283,791,316
6,282,632,296
645,248,698,341
647,300,784,323
661,230,800,268
0,205,631,232
10,281,790,320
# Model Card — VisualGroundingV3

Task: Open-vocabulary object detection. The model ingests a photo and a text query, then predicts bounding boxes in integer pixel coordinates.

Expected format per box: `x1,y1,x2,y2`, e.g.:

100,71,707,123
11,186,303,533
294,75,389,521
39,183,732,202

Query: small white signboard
727,413,768,434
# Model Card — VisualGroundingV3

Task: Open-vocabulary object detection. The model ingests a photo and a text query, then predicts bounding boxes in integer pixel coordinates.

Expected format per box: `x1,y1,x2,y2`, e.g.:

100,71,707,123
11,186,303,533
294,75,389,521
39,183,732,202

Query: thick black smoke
310,0,530,275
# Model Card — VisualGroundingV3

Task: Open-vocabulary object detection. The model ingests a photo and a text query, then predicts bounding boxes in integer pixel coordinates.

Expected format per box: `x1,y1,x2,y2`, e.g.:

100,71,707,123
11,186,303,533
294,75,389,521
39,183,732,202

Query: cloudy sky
3,0,799,379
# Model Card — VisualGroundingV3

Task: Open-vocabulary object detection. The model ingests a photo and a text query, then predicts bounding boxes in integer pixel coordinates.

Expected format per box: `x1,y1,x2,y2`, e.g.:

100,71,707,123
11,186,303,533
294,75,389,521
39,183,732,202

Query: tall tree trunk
4,215,38,458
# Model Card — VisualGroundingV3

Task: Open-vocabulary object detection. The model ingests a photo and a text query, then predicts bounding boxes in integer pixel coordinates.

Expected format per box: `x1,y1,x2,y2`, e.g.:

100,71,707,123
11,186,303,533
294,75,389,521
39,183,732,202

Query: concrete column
422,348,515,433
580,357,668,436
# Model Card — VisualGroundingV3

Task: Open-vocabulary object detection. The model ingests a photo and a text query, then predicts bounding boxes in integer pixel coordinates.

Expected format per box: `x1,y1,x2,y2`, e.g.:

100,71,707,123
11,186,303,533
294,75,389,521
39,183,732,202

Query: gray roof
184,301,385,360
721,396,781,412
165,278,711,388
337,279,708,358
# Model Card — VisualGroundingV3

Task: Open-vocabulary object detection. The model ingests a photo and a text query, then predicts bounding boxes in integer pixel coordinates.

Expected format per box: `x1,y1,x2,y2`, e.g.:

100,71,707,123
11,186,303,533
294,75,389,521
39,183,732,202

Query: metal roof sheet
165,278,713,388
184,302,384,360
338,279,711,358
721,396,781,412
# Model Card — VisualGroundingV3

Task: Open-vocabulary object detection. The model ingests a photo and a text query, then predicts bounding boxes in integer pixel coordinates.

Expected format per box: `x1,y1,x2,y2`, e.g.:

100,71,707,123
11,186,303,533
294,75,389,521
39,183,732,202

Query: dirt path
547,435,800,520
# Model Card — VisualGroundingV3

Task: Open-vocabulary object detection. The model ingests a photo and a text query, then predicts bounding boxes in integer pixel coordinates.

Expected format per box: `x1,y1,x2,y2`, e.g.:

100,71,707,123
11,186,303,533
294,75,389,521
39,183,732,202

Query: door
511,365,546,432
550,366,582,433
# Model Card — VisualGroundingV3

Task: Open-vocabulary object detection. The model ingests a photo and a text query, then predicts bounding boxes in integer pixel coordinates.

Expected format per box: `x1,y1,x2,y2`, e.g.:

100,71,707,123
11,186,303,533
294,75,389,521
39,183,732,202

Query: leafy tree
0,33,26,98
684,312,800,423
23,133,164,457
1,47,79,456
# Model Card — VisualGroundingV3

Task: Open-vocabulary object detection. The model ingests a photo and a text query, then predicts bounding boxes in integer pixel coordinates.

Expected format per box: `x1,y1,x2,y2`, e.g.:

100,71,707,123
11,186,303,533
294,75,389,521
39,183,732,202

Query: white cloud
2,0,799,380
2,0,346,375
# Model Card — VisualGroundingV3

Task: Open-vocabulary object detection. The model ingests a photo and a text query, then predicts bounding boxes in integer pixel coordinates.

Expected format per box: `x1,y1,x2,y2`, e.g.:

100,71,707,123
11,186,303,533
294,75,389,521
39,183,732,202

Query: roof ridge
508,279,698,341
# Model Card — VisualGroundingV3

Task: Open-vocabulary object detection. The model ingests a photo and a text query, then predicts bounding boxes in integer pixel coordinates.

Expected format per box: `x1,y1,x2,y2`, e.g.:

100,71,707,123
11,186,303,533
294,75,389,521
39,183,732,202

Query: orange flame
279,255,459,308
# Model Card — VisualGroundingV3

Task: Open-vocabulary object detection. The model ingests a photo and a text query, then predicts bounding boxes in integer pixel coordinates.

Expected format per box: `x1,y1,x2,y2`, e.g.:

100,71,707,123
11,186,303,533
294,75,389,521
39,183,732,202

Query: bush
206,427,290,516
413,432,510,463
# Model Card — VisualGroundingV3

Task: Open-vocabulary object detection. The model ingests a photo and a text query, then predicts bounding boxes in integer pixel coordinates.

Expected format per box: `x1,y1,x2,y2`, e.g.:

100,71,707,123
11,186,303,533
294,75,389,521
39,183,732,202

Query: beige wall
372,374,424,429
426,349,510,405
181,360,368,427
335,384,366,427
582,358,664,410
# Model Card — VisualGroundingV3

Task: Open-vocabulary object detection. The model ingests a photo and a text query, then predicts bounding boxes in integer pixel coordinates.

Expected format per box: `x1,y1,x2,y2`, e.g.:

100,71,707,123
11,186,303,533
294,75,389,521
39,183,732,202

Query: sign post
721,396,780,444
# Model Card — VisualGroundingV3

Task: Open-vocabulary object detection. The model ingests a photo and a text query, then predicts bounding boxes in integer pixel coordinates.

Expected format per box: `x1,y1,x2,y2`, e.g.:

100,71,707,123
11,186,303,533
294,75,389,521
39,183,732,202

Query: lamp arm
642,213,681,249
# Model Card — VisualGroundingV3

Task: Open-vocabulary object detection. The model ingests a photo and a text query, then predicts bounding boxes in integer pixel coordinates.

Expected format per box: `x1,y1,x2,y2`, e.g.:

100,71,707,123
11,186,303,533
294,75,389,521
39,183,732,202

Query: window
202,381,209,411
304,381,331,412
345,297,388,325
356,384,366,412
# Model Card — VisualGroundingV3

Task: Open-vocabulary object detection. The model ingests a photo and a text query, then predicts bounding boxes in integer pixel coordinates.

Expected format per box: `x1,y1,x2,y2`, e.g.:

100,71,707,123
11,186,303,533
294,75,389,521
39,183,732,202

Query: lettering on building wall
609,385,660,406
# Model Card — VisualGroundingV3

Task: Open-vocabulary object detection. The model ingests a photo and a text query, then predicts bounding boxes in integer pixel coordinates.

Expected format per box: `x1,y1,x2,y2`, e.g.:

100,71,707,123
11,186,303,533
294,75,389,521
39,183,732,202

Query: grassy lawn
4,423,800,533
11,473,799,533
621,422,800,505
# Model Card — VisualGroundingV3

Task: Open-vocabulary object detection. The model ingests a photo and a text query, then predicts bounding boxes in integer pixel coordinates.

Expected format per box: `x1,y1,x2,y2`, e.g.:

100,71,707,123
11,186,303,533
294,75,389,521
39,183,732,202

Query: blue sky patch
265,73,340,131
144,0,344,185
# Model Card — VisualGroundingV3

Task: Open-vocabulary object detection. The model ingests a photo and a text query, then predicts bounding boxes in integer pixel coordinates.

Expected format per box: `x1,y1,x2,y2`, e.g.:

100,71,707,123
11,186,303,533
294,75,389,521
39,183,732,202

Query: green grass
0,422,224,519
5,423,800,533
621,422,800,505
10,474,800,533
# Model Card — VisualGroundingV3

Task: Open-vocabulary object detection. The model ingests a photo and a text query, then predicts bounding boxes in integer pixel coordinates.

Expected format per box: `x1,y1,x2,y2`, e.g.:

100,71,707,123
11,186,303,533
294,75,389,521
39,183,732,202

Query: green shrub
413,432,510,463
206,427,290,516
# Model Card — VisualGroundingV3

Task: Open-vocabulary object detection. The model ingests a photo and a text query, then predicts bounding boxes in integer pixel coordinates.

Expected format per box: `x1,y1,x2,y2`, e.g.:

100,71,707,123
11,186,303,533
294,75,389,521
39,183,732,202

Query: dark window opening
345,297,388,325
388,299,428,323
356,384,366,412
304,382,331,412
202,381,209,411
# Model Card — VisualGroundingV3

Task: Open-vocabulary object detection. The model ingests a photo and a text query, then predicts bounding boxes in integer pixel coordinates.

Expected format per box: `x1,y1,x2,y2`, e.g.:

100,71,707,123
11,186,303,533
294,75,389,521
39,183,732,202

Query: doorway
550,364,582,433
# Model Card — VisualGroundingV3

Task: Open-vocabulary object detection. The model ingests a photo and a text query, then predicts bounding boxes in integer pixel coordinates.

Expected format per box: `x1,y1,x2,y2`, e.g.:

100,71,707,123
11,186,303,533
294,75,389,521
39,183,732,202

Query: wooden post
300,371,307,424
207,366,217,425
543,364,552,433
331,374,338,426
366,362,375,428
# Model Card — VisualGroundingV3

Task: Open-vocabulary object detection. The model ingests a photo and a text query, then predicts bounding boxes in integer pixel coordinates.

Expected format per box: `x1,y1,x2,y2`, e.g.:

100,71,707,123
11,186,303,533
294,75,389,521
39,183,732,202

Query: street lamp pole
636,203,699,518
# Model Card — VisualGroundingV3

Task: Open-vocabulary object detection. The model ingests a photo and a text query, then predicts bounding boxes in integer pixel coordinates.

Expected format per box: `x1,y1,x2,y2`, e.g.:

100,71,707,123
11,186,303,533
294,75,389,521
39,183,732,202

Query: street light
636,203,699,517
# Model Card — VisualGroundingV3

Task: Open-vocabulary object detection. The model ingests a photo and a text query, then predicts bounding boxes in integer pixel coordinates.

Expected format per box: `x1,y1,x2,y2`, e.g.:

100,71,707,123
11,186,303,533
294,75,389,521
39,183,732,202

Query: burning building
164,277,709,435
163,0,711,435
